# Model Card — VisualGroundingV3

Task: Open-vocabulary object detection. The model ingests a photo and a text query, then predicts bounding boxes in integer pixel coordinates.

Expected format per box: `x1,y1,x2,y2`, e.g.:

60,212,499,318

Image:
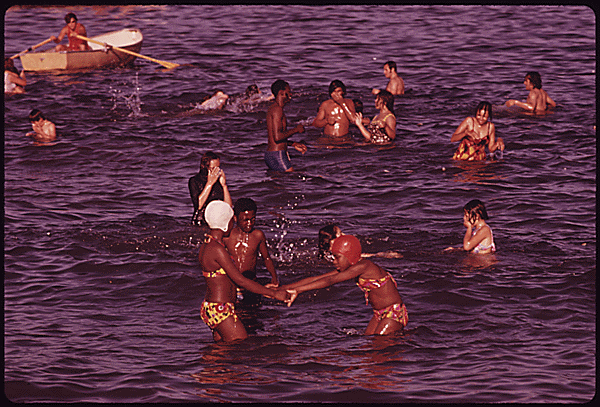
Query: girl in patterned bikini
283,234,408,336
199,200,289,342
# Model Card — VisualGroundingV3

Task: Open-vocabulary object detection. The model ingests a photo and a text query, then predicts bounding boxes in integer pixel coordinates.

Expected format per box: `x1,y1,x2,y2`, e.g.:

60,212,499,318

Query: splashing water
109,73,144,117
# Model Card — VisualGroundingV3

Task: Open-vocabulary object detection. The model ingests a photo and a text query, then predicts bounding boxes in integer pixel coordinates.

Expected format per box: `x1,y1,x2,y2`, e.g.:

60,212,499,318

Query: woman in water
188,151,232,226
461,199,496,254
199,200,289,342
451,101,504,161
284,234,408,335
353,90,396,145
5,58,26,94
318,224,402,261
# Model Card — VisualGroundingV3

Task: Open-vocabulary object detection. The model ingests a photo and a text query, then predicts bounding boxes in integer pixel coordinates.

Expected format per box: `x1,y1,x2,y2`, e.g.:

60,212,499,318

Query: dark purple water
4,5,596,403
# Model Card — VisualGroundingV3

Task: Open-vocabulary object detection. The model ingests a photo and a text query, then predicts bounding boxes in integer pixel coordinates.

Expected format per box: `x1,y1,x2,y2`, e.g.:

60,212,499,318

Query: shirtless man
312,80,357,141
265,79,306,172
372,61,404,96
505,71,556,113
224,198,278,304
51,13,90,52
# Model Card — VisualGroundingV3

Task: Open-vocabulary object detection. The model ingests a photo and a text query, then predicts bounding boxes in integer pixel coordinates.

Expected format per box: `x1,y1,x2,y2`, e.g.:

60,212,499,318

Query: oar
74,34,180,69
10,37,53,59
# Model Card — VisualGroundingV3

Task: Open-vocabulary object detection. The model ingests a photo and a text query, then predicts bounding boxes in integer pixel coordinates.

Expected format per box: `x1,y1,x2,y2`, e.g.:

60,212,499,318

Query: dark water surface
4,5,596,403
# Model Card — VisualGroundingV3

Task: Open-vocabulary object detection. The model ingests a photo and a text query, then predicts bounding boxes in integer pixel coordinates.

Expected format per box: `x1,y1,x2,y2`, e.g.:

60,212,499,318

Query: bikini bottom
373,303,408,327
200,300,238,329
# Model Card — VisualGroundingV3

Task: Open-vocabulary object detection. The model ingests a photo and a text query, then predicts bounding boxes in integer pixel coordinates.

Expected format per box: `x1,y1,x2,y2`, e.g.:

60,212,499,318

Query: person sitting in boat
51,13,91,52
4,58,26,94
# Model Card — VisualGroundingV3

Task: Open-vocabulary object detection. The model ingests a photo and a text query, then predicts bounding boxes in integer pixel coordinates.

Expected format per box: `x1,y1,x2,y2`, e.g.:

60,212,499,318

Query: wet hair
475,101,493,122
199,151,220,174
65,13,77,24
463,199,489,225
328,80,346,96
245,84,259,97
376,90,394,112
233,198,257,216
525,71,542,89
28,109,45,122
318,224,339,259
353,99,363,114
5,58,18,74
385,61,397,72
271,79,289,97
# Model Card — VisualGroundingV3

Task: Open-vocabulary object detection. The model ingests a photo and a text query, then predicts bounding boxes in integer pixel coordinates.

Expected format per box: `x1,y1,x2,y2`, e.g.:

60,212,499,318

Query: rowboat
20,28,143,72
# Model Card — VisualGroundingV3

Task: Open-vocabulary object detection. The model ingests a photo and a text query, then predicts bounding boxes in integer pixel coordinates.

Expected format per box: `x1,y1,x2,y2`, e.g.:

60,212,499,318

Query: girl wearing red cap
282,234,408,336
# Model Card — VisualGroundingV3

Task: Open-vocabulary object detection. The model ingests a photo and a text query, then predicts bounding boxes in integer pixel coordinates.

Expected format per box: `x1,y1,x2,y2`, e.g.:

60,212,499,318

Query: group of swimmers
188,67,555,342
188,149,498,342
196,194,496,342
262,67,555,171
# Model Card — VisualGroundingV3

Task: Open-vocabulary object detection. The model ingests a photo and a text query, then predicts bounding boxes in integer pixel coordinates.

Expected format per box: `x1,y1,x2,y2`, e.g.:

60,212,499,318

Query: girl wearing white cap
199,200,289,342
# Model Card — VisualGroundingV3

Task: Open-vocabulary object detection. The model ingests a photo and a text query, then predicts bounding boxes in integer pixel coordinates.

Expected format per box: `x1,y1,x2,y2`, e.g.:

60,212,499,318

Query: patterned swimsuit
356,272,408,327
199,236,239,329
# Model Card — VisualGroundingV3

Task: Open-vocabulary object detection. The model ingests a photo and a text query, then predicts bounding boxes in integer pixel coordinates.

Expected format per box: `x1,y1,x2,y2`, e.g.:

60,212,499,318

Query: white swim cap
204,200,233,232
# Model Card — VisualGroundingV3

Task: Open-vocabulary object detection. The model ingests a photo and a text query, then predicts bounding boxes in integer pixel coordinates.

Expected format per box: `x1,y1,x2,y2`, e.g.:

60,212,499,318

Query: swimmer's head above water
463,199,489,226
331,234,362,266
328,80,346,96
205,200,234,233
318,224,342,260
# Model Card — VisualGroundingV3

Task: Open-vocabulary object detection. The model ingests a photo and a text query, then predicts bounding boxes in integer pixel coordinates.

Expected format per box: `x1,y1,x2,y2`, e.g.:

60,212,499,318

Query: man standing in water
505,71,556,113
51,13,91,52
312,80,357,142
372,61,405,96
265,79,306,172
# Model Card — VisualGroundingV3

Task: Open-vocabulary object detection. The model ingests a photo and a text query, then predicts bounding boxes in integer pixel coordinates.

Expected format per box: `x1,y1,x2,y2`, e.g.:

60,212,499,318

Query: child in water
283,234,408,336
224,198,279,303
198,200,289,342
461,199,496,254
26,109,56,142
319,224,402,261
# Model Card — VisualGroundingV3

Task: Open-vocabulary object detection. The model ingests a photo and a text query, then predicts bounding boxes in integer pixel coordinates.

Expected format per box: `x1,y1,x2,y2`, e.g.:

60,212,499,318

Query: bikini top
202,234,229,278
356,272,397,304
367,113,395,144
472,225,496,253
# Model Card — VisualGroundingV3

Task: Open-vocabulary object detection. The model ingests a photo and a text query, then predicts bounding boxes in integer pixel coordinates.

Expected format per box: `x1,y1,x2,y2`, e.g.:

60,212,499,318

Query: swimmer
26,109,56,142
312,80,357,141
353,99,370,126
199,90,229,110
188,151,232,226
453,199,496,254
5,58,26,94
199,200,290,342
372,60,404,96
224,198,279,303
451,101,505,161
354,90,396,145
283,234,408,336
265,79,306,172
319,224,402,261
505,71,556,113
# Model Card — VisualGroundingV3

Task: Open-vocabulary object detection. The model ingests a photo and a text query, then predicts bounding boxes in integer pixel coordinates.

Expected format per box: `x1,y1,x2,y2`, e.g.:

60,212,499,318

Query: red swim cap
331,235,362,265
